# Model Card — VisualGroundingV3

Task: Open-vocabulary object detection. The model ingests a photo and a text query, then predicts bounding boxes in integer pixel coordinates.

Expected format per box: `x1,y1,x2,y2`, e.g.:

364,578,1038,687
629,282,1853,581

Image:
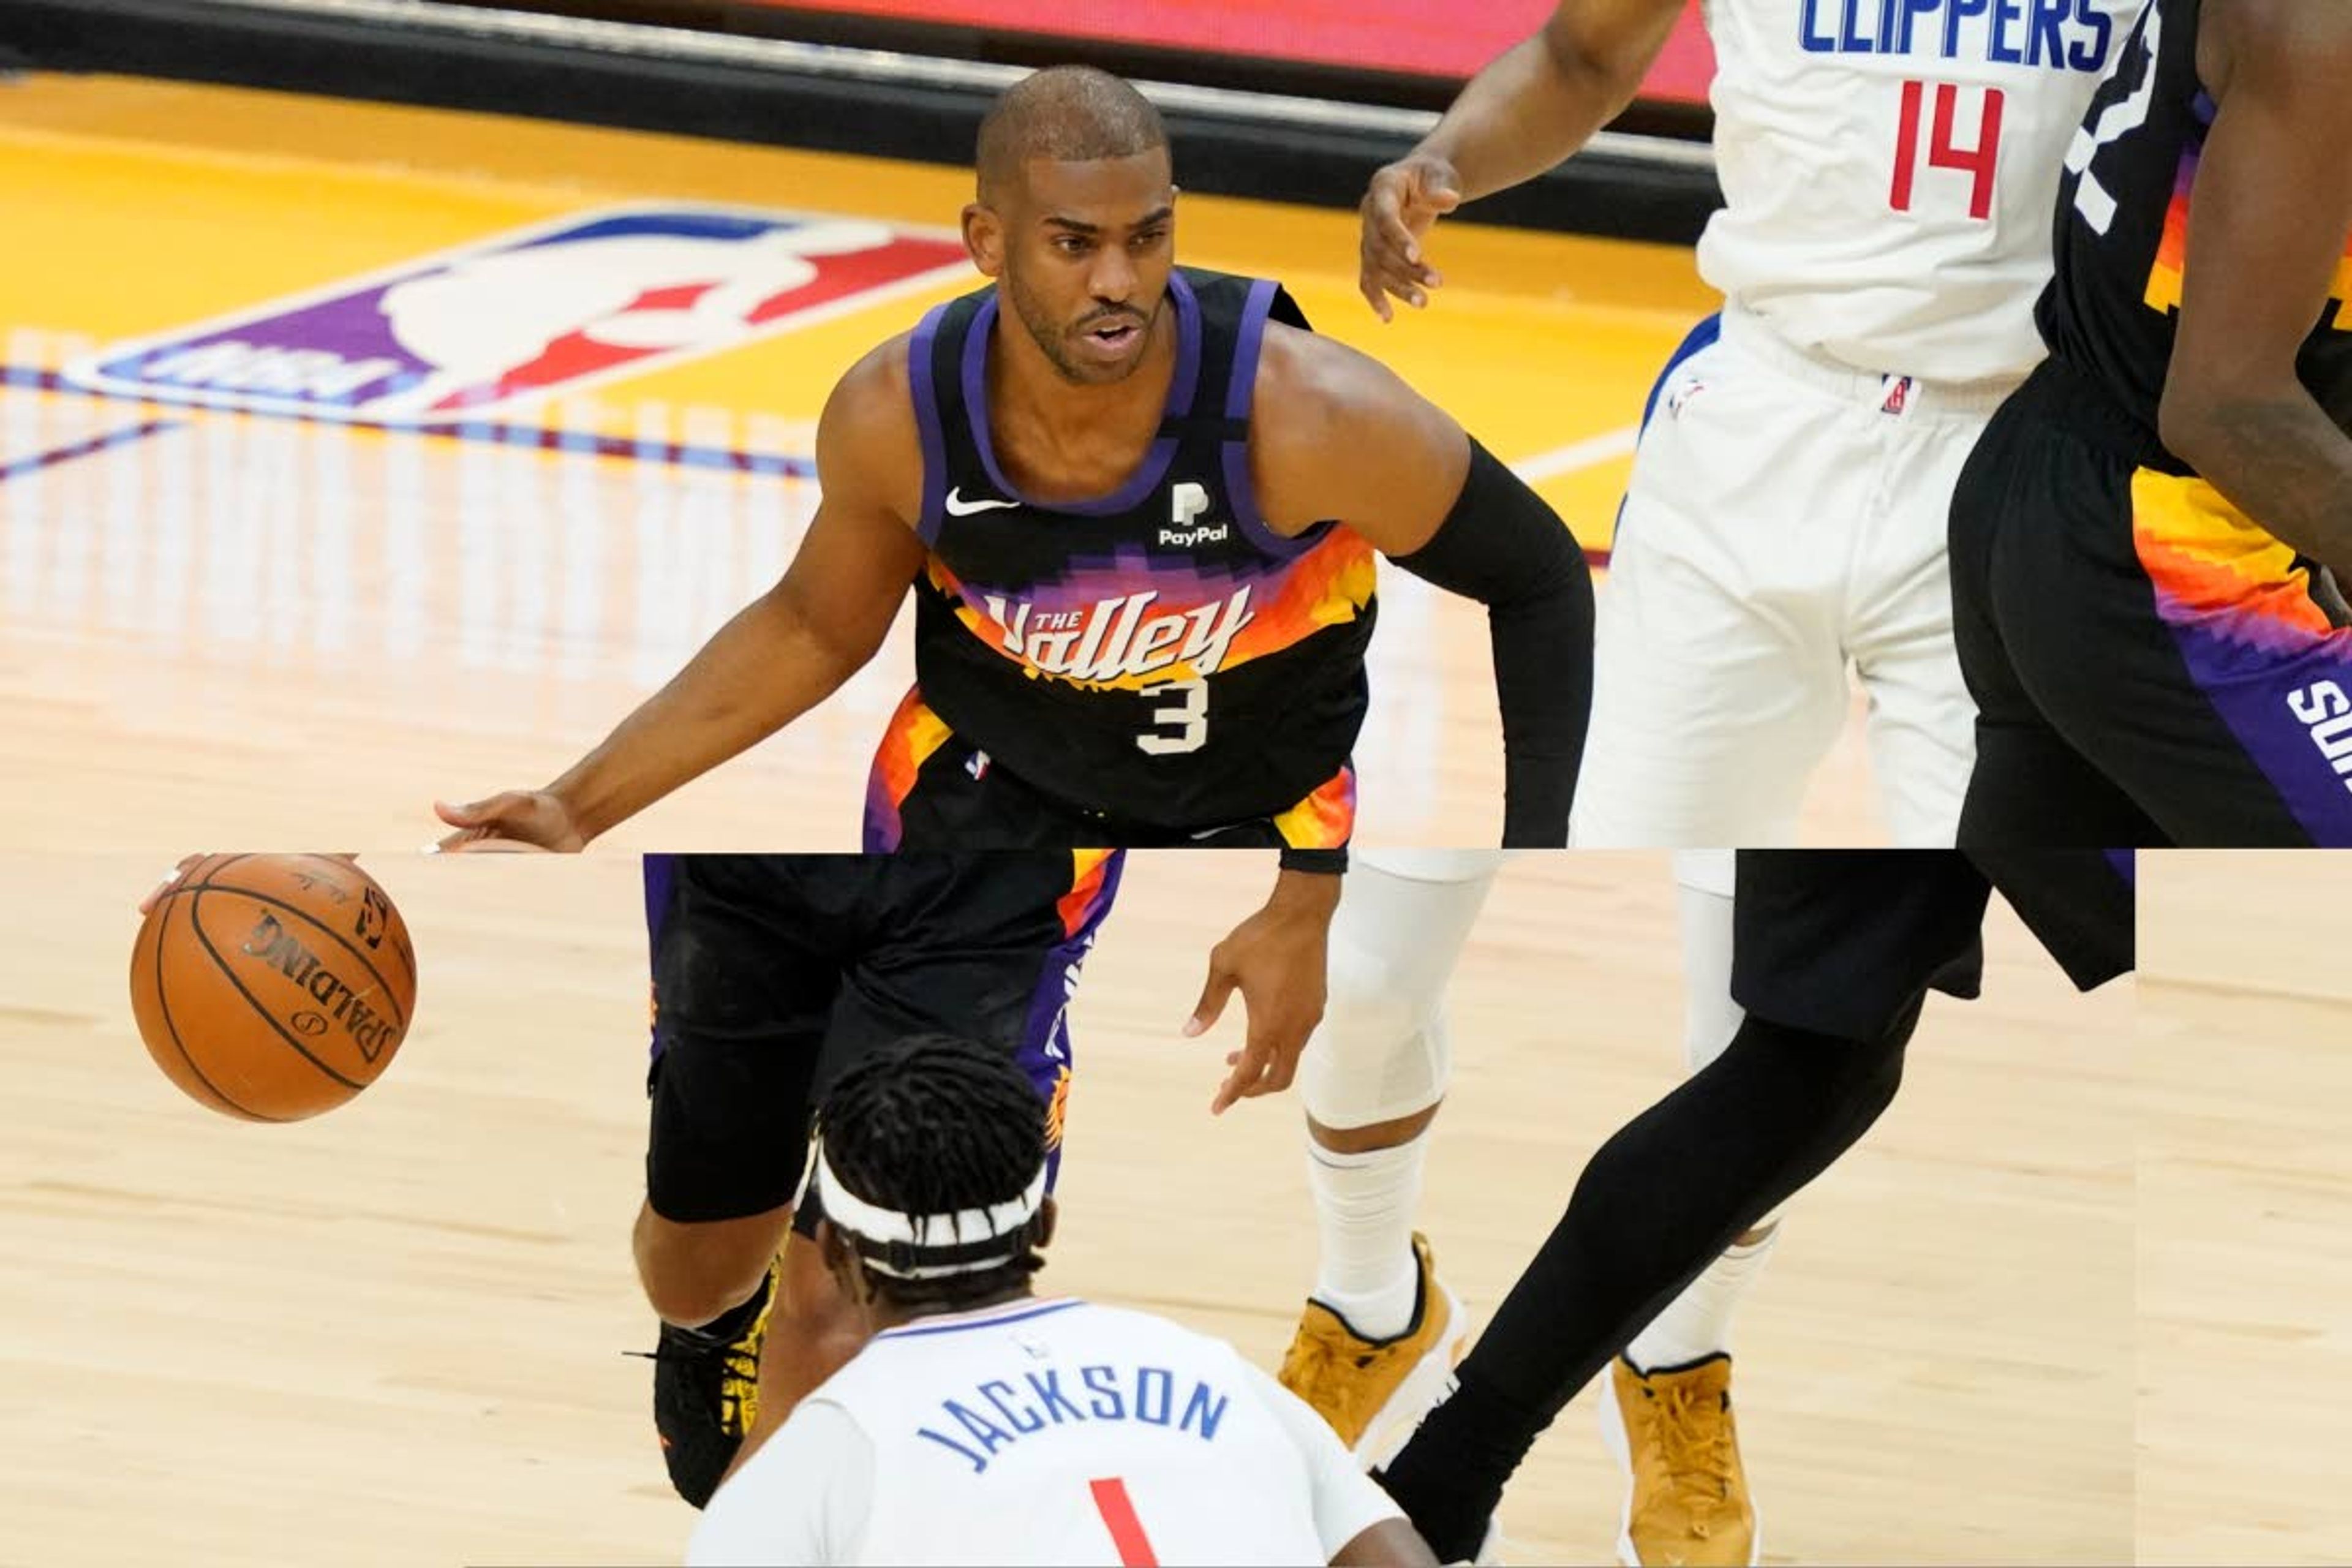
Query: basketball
128,854,418,1121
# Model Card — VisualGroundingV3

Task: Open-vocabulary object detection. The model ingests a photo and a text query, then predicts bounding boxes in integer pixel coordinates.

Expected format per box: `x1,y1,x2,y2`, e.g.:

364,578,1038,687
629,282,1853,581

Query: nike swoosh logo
945,488,1021,516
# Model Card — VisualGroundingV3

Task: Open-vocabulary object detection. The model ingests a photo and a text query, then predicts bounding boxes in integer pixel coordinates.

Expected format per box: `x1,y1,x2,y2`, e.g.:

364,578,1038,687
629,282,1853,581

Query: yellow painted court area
0,72,1709,528
2,72,1812,851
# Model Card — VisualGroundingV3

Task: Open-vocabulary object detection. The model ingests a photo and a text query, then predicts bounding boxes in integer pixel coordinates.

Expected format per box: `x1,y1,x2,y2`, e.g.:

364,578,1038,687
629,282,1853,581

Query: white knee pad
1351,848,1512,883
1673,856,1743,1073
1299,858,1499,1129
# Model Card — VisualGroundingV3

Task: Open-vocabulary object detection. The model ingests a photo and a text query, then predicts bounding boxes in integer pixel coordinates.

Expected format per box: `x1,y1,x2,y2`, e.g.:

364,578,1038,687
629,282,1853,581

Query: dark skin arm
1358,0,1687,317
1176,327,1581,1107
1186,865,1344,1114
1178,328,1482,1114
2156,0,2352,578
1250,322,1474,554
431,322,1344,1116
1332,1518,1443,1568
432,339,929,848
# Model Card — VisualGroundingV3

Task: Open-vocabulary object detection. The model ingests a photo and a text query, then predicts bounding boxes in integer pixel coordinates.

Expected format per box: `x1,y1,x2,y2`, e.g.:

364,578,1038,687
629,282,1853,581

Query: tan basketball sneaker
1599,1353,1760,1567
1279,1232,1469,1466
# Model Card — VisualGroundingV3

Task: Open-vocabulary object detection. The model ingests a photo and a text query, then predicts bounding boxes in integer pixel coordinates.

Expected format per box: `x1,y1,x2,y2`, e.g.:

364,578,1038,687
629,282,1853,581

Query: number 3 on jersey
1137,677,1208,755
1890,80,2006,219
1138,677,1213,756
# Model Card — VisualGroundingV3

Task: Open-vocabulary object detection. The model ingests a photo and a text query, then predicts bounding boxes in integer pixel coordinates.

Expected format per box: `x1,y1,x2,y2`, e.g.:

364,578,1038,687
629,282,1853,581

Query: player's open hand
138,854,209,917
431,793,586,853
1359,153,1461,322
1185,869,1343,1114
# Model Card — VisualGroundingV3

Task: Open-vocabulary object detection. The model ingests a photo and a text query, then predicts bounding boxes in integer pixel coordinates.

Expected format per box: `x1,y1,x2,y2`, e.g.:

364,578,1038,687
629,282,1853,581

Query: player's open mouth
1080,318,1142,354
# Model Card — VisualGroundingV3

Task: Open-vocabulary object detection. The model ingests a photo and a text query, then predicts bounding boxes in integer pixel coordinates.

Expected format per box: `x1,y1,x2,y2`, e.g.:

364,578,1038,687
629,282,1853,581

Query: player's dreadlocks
815,1032,1052,1311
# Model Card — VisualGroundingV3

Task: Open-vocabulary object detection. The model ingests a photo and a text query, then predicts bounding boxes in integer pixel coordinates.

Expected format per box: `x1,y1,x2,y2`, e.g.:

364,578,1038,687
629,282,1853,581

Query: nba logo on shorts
64,205,970,424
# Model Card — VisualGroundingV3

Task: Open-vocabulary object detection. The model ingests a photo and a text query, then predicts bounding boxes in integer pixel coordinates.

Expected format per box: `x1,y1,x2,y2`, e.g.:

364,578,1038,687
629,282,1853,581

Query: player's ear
962,202,1005,278
815,1219,859,1294
1032,1194,1058,1252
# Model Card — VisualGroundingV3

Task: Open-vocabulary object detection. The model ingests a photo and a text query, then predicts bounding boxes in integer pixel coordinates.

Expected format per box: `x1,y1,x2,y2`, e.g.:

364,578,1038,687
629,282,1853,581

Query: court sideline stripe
5,361,1624,562
0,417,183,483
4,364,817,478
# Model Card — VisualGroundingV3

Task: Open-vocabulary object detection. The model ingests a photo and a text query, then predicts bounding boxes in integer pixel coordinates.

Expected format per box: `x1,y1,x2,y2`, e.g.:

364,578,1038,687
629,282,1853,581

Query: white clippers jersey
1696,0,2149,382
688,1297,1401,1567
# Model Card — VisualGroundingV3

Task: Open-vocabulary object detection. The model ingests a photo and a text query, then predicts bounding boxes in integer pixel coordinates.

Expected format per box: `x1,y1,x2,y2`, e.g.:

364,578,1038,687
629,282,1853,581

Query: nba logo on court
62,206,971,424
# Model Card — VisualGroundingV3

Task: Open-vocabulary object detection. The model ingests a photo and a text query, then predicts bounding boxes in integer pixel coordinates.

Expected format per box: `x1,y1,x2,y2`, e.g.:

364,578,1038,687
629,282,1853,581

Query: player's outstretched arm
1186,865,1344,1115
1357,0,1686,317
1254,328,1593,846
433,344,929,850
2157,0,2352,578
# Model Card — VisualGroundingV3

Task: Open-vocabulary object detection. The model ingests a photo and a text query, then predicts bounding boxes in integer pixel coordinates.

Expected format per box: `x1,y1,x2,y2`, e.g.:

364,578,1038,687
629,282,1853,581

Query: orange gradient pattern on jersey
2147,143,2351,326
862,684,956,848
1057,850,1118,939
2142,148,2197,316
1270,764,1356,850
2130,469,2338,654
927,526,1376,694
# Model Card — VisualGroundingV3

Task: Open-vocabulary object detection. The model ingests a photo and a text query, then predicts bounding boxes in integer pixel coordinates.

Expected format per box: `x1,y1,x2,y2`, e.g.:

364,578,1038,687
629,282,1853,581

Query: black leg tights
1378,1003,1921,1561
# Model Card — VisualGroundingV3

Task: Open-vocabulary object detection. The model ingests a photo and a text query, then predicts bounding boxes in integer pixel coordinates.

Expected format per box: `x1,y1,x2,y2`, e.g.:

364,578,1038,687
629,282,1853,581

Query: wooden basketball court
0,849,2133,1565
2137,853,2352,1566
0,72,1899,852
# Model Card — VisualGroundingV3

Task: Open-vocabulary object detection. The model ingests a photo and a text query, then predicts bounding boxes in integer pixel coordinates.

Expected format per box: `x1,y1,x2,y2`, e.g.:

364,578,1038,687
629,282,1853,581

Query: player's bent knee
633,1201,790,1327
1300,937,1452,1131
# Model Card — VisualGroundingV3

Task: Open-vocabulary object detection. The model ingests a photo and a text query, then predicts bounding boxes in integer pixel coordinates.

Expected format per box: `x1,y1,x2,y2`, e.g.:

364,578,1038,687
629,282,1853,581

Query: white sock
1625,1225,1781,1373
1307,1133,1428,1340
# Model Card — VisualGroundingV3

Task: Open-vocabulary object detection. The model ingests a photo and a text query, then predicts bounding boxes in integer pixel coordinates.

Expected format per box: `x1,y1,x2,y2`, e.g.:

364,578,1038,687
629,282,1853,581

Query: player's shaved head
976,66,1169,206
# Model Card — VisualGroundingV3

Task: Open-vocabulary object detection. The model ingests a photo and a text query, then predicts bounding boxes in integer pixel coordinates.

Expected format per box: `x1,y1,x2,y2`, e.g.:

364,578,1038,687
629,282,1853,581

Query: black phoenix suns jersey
899,266,1378,832
2039,0,2352,443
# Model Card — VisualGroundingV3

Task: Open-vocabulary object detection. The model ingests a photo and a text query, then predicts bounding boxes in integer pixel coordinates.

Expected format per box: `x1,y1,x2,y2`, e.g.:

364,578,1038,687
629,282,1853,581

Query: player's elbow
1536,1,1674,115
2156,364,2290,480
761,577,891,686
1392,443,1592,612
2155,374,2225,471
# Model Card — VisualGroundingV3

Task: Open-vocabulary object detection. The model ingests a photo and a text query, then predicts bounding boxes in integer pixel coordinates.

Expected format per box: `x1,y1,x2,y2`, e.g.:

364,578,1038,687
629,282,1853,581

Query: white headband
816,1144,1047,1280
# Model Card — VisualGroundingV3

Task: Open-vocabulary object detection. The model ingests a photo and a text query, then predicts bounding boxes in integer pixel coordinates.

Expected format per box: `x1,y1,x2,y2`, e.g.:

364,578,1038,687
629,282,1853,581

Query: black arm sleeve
1278,846,1347,875
1389,439,1594,846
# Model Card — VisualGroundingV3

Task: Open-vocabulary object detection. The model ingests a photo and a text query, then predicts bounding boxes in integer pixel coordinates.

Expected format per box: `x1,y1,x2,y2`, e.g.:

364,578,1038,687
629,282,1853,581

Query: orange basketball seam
151,890,285,1122
286,854,419,989
183,852,253,897
188,881,412,1032
187,889,382,1093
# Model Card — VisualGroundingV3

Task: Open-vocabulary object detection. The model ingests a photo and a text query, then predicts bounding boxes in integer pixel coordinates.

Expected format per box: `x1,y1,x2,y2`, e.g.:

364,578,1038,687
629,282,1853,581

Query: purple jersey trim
1221,279,1316,560
957,274,1201,517
2158,619,2352,843
1163,270,1204,418
641,853,679,1060
909,304,952,546
873,1298,1085,1341
1016,848,1123,1190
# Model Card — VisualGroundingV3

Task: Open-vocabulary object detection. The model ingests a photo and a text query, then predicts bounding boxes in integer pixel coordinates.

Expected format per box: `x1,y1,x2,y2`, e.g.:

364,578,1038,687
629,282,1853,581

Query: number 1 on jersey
1890,80,2006,221
1088,1477,1160,1567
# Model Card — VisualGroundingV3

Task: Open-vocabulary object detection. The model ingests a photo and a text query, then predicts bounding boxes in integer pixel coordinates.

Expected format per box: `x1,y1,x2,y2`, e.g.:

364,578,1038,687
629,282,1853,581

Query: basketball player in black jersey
1365,850,2136,1562
1949,0,2352,845
433,63,1593,1109
432,84,1586,859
